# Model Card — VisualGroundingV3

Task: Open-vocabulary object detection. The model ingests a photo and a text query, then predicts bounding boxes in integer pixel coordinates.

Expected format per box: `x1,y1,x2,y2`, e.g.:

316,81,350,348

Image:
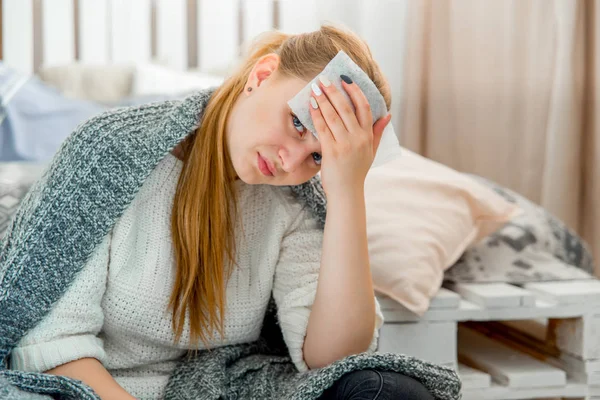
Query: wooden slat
2,0,34,74
378,321,457,368
240,0,273,49
186,0,198,68
550,314,600,360
446,283,535,308
277,0,319,34
314,0,362,33
41,0,75,67
524,280,600,305
458,364,491,390
109,0,151,64
589,386,600,399
559,353,600,386
32,0,42,72
197,0,239,74
78,0,109,63
272,0,279,29
461,320,562,361
502,318,548,341
462,380,587,400
382,296,484,323
0,0,3,60
377,287,460,311
155,0,187,70
384,297,600,323
458,326,566,389
429,287,462,309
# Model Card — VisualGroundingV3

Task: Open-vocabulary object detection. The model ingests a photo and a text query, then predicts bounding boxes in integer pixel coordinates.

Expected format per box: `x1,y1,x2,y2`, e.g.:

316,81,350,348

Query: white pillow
364,149,522,315
132,63,225,96
38,63,135,103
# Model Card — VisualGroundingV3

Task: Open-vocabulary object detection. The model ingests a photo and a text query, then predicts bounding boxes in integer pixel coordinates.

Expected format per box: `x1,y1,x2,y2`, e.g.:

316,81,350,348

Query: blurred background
0,0,598,274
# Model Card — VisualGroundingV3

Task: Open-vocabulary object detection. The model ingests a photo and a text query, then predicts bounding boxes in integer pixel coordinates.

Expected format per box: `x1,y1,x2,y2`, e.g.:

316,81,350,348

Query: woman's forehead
275,76,309,98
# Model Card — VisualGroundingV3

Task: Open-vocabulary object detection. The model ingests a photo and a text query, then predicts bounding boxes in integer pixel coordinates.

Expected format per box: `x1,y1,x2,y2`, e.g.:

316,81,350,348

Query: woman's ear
246,53,280,93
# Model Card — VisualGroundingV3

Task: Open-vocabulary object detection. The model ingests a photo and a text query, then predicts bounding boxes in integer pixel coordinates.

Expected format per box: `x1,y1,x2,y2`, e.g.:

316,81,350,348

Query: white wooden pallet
376,280,600,400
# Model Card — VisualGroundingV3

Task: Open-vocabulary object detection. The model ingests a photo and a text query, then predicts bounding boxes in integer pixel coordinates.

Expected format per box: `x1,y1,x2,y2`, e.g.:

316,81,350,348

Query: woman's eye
291,114,306,136
312,152,322,166
290,113,320,165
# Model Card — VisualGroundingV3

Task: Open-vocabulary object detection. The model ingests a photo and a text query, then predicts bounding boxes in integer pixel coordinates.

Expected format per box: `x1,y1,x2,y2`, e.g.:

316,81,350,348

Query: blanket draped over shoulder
0,87,461,400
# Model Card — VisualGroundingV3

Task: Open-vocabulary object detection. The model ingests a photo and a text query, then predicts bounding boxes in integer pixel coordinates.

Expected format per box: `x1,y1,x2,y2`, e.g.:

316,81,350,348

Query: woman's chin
232,168,253,184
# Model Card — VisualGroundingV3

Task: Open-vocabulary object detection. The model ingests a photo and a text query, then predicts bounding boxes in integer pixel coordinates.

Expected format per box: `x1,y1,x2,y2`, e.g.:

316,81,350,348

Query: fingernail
340,74,353,84
310,97,318,109
311,82,322,96
318,75,331,87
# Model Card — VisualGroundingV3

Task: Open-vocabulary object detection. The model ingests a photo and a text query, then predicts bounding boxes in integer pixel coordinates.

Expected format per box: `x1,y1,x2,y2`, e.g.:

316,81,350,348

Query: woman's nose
281,147,308,173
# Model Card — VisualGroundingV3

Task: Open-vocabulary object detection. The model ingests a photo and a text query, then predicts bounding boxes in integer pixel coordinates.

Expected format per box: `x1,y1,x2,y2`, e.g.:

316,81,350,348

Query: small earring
247,87,253,92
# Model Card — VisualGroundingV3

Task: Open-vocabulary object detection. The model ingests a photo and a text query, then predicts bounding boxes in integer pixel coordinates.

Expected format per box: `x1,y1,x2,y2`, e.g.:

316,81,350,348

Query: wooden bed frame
0,0,3,61
0,0,321,76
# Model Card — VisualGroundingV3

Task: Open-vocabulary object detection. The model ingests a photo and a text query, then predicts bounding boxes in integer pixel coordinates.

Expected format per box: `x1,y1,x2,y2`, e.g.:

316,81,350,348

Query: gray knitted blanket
0,87,461,399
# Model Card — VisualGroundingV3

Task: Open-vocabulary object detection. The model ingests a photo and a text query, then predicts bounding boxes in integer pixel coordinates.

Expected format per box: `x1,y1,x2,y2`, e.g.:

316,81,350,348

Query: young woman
8,25,435,400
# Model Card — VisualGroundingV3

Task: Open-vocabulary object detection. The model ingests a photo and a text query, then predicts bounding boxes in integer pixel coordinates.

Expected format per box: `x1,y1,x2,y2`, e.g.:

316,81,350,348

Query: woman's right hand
308,75,391,197
45,357,138,400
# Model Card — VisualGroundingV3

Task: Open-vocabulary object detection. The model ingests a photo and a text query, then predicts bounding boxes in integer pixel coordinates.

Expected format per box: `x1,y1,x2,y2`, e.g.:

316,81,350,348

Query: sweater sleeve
9,229,112,373
271,201,385,373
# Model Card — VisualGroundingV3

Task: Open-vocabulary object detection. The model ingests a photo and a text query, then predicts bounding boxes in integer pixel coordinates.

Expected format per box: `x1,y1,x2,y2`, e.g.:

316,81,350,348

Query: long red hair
168,23,392,350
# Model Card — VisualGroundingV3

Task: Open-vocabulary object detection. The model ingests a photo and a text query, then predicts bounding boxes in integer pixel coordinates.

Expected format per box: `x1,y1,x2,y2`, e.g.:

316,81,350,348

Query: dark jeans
317,369,435,400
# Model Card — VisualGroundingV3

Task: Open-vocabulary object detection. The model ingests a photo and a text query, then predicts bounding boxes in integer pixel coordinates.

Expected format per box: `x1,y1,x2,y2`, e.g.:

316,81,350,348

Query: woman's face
226,54,322,186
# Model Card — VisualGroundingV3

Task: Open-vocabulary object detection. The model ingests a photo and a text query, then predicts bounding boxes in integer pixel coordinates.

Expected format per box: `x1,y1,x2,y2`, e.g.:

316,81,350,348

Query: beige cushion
131,63,225,96
38,62,228,102
38,63,135,103
364,149,521,315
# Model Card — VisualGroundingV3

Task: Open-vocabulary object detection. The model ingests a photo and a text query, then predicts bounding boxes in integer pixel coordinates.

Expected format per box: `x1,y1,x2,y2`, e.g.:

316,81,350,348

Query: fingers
308,74,386,155
310,80,351,143
309,95,335,148
339,75,373,130
314,75,362,136
373,113,392,137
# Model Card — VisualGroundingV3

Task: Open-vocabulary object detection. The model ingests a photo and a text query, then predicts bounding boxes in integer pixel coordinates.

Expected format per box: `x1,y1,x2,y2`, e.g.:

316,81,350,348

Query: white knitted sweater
9,152,384,400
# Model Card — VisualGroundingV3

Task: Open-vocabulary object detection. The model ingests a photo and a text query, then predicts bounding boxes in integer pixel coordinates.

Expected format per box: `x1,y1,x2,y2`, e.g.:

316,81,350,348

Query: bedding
364,148,521,316
131,62,225,96
38,62,226,102
0,63,106,162
0,163,47,238
37,63,135,103
0,62,206,163
444,175,595,283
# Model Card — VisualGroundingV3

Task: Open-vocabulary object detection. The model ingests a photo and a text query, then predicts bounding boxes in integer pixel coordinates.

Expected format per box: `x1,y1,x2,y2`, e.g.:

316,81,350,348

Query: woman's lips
257,153,274,177
265,158,277,175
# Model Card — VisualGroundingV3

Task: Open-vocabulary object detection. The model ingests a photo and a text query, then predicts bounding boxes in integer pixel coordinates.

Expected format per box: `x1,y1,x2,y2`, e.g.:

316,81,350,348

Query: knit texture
8,152,384,399
0,87,461,399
